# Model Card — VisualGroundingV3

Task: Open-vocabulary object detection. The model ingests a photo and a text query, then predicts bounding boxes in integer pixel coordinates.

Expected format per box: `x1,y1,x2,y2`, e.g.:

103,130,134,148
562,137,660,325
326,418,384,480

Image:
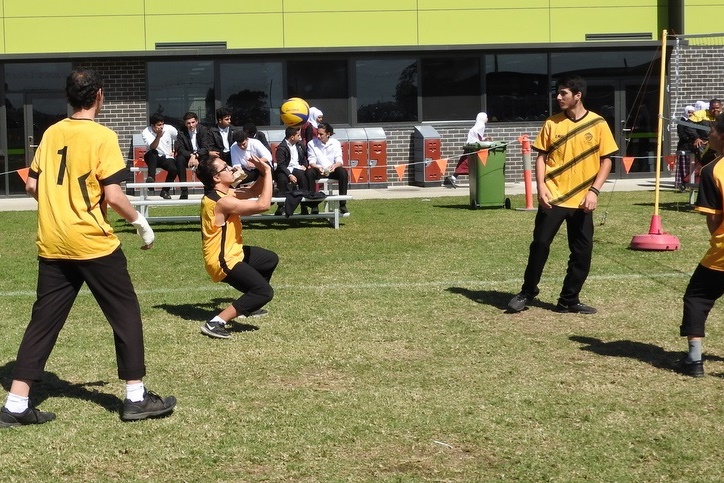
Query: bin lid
332,128,349,142
413,125,439,138
345,127,367,140
266,129,286,143
364,127,386,140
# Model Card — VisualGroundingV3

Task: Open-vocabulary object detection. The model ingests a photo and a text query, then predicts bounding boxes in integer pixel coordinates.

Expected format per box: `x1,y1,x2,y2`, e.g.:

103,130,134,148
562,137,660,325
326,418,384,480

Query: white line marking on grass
0,272,692,298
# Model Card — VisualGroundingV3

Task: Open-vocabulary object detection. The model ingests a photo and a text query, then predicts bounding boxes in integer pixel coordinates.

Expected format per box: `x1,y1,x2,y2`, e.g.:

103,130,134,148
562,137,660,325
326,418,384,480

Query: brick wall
668,40,724,153
73,59,147,159
381,122,539,187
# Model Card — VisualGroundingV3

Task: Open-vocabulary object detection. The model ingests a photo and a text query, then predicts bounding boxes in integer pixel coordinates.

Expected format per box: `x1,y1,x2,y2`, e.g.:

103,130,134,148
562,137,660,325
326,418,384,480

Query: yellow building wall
0,1,706,54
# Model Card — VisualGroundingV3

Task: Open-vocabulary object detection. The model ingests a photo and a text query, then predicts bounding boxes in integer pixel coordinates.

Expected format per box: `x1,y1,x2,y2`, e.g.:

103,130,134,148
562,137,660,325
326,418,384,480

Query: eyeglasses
215,165,232,174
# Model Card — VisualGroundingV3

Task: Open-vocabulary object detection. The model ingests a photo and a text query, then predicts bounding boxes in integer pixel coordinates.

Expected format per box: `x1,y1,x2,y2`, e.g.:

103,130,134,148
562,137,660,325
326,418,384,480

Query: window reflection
421,57,480,121
357,59,417,123
287,60,348,124
147,61,214,128
485,54,548,122
219,62,283,127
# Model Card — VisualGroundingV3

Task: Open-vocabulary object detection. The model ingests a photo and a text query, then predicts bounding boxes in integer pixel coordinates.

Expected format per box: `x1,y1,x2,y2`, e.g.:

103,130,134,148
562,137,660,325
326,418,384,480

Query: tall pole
629,29,680,251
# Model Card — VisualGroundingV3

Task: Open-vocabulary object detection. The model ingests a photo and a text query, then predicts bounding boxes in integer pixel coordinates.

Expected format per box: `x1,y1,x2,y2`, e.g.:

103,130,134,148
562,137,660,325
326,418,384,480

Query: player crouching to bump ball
196,154,279,339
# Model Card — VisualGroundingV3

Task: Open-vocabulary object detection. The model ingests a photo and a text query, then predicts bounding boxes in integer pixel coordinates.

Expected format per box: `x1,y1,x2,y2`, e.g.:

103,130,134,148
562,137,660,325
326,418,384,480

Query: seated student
243,122,271,152
274,126,315,215
230,130,273,184
207,107,235,165
141,113,178,199
307,122,349,214
196,154,278,340
174,111,210,199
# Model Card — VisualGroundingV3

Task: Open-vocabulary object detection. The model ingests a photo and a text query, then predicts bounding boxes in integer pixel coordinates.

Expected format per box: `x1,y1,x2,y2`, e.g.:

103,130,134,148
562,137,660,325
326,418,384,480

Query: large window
219,61,283,127
356,59,417,123
147,60,214,128
421,57,481,121
485,53,548,122
287,60,348,125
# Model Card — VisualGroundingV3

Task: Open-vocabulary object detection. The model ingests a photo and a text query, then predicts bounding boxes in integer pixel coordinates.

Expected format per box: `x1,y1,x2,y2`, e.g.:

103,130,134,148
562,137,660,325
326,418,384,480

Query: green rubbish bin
468,141,510,209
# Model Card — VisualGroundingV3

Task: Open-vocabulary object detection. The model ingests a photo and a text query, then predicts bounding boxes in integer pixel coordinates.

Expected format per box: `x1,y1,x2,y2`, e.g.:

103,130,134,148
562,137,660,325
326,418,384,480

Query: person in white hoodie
447,112,490,188
302,106,324,147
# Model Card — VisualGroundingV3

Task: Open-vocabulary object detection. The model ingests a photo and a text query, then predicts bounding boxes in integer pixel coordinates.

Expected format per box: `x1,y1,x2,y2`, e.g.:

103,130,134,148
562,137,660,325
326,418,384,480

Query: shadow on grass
0,361,120,413
153,298,259,333
570,335,724,376
447,287,559,312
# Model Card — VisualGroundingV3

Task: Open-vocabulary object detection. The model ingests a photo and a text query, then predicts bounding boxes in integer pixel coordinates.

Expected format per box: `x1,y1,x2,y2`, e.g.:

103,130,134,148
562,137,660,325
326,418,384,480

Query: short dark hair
713,113,724,135
709,99,722,108
318,122,334,135
285,126,300,139
182,111,199,121
233,129,248,144
149,113,164,125
196,154,221,190
243,122,258,135
215,107,232,121
555,75,587,98
66,68,103,110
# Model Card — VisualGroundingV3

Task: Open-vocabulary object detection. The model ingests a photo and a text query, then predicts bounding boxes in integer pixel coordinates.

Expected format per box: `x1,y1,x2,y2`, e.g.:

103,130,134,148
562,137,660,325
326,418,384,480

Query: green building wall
0,1,714,55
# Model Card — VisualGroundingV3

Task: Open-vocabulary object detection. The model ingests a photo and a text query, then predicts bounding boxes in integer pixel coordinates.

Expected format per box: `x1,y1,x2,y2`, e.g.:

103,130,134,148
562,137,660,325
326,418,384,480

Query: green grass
1,190,722,482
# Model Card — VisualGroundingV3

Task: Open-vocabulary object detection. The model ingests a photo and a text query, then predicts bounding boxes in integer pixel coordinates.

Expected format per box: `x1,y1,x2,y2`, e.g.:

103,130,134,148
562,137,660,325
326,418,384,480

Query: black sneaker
508,292,534,312
179,190,189,200
676,357,705,378
121,390,176,421
145,176,155,193
340,205,349,214
0,406,56,428
201,320,231,339
556,302,597,314
160,190,171,200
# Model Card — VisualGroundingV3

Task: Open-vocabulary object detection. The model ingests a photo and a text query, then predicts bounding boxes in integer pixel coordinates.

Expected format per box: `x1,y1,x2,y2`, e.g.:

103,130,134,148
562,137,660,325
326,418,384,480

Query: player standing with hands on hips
0,68,176,427
508,75,617,314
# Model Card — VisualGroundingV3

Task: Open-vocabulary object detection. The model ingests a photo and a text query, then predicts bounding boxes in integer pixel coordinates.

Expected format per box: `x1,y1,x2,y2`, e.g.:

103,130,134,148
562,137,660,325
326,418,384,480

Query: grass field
0,190,722,482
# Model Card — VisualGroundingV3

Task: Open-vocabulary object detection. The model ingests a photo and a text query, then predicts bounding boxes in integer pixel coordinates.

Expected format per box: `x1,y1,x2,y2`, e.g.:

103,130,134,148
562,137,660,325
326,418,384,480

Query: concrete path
0,176,681,211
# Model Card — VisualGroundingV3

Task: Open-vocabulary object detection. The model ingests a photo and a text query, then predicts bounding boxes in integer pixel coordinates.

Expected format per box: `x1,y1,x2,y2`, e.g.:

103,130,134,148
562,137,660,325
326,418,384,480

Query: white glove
131,211,154,248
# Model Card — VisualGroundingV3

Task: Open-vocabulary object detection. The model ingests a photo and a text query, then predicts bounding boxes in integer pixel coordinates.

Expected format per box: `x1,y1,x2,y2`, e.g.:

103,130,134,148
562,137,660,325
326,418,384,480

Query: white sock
5,393,29,413
211,316,226,324
126,382,145,402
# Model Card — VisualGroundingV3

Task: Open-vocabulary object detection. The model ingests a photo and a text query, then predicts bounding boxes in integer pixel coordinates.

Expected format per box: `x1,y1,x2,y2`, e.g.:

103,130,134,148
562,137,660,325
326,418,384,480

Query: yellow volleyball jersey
533,111,618,208
29,118,128,260
201,190,244,282
694,156,724,271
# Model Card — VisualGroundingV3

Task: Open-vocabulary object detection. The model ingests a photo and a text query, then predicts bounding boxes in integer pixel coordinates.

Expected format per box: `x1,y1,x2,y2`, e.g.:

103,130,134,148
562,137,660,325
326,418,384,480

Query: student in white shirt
230,130,273,184
307,122,349,214
141,113,179,199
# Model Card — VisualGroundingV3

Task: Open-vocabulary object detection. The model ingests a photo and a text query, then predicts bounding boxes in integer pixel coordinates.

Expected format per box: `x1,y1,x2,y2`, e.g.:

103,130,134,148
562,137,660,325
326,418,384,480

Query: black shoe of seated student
340,205,349,215
160,190,171,200
179,190,188,200
274,206,285,216
145,176,155,193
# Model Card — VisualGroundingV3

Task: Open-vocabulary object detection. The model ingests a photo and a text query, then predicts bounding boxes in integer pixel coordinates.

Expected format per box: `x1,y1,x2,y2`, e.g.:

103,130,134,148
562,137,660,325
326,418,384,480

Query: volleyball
280,98,310,126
